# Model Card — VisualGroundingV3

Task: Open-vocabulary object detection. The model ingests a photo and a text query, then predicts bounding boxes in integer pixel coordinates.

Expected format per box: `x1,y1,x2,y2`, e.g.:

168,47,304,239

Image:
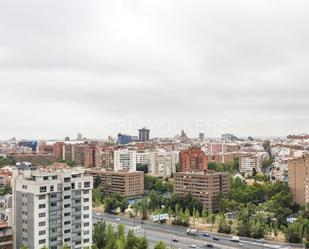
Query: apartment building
114,149,136,172
0,222,13,249
148,150,178,178
52,142,100,167
179,147,208,172
89,169,144,198
174,171,229,211
13,168,93,249
239,152,269,173
101,146,114,168
288,156,309,206
136,151,149,165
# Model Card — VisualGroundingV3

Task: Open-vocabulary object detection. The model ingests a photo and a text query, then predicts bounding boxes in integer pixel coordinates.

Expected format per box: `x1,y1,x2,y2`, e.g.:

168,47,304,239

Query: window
64,221,71,225
39,230,46,236
83,198,89,202
38,195,45,200
84,230,90,235
50,193,57,198
52,175,57,180
84,190,89,194
39,212,46,218
22,185,27,189
64,212,71,217
84,222,89,227
39,221,46,227
84,182,90,188
39,204,46,209
84,239,90,243
39,239,46,244
64,229,71,234
75,199,81,204
64,187,70,191
83,214,89,219
71,183,75,189
64,238,71,242
83,206,89,211
51,202,57,207
64,177,71,182
43,176,48,180
51,228,57,233
51,237,57,242
64,204,71,208
40,186,47,193
64,195,71,199
50,185,54,192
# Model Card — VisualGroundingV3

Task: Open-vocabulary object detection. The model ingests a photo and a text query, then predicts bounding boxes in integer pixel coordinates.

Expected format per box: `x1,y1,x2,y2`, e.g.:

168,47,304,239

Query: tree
0,157,13,167
94,176,101,188
137,163,148,173
154,241,167,249
285,222,303,243
93,221,107,249
41,246,48,249
202,209,207,224
20,246,29,249
93,187,103,206
136,237,148,249
125,230,138,249
61,245,70,249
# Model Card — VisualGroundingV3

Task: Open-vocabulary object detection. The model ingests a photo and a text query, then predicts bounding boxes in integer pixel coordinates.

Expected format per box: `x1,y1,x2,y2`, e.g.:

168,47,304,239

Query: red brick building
179,147,208,172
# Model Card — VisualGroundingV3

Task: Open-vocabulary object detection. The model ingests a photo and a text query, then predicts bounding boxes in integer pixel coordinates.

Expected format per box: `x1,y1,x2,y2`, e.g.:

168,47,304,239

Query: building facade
0,223,13,249
148,150,178,178
288,156,309,206
174,171,229,211
138,128,150,142
14,168,93,249
89,169,144,198
114,150,136,172
179,147,208,172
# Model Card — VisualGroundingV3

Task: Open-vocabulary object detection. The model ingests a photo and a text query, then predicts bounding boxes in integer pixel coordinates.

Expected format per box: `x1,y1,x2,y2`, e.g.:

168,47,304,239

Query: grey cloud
0,0,309,139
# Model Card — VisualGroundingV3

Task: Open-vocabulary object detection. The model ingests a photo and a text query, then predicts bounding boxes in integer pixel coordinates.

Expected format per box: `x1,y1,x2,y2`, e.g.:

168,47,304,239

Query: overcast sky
0,0,309,140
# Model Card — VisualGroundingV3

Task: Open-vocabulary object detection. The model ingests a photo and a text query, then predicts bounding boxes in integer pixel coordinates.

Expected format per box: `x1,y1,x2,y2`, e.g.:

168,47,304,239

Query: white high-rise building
136,151,149,165
148,150,179,178
13,168,93,249
114,149,137,172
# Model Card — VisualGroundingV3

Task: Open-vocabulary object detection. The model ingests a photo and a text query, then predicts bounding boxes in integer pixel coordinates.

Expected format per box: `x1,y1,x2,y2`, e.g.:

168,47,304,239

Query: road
93,212,301,249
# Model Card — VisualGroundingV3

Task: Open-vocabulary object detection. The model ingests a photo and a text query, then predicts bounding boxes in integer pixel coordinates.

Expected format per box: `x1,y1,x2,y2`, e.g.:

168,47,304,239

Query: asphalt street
92,212,301,249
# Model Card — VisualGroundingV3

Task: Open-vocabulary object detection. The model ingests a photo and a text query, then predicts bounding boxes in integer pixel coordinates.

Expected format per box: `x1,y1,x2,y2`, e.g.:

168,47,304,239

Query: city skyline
1,0,309,138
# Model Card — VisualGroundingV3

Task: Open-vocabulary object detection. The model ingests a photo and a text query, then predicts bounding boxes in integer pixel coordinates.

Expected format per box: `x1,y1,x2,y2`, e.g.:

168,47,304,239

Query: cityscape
1,0,309,249
0,131,308,248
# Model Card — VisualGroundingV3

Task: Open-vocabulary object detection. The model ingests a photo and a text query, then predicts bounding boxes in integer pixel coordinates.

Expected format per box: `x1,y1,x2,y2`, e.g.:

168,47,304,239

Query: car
206,244,214,248
95,213,102,216
173,239,179,243
238,242,245,247
116,218,120,221
203,233,210,237
188,244,196,248
213,236,220,241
